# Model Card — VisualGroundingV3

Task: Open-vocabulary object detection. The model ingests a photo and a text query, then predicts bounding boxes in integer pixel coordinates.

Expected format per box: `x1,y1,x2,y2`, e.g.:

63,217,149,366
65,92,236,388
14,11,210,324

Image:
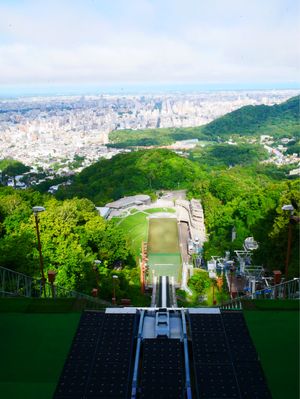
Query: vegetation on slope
285,140,300,155
189,143,269,167
0,159,30,185
190,168,300,277
202,95,300,138
56,149,203,205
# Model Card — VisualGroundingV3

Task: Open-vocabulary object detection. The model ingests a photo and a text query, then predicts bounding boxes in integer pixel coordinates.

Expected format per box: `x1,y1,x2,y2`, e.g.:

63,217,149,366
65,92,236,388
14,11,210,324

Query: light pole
91,260,101,297
282,204,294,280
212,279,217,305
48,270,56,298
32,206,46,293
93,260,101,284
229,264,235,299
112,275,118,305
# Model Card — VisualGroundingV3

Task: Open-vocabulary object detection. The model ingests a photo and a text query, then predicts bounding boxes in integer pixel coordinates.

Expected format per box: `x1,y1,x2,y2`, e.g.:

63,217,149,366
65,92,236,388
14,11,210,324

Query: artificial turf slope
245,310,299,399
0,312,80,399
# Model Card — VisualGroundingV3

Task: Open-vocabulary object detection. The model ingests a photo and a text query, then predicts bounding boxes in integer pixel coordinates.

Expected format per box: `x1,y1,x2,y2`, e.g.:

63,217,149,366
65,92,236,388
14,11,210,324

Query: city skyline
0,0,299,95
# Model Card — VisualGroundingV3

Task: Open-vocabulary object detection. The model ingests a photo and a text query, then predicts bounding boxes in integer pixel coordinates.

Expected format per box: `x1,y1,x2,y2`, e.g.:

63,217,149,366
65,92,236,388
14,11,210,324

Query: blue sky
0,0,299,93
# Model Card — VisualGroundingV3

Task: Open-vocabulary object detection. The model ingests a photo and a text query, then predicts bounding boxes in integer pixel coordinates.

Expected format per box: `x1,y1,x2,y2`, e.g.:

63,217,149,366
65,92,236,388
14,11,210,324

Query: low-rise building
105,195,151,210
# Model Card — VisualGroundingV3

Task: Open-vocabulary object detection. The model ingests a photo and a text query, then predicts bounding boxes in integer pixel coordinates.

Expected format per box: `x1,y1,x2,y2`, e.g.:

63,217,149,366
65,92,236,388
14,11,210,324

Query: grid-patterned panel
139,339,185,399
189,313,240,399
54,311,137,399
85,313,137,399
54,311,105,399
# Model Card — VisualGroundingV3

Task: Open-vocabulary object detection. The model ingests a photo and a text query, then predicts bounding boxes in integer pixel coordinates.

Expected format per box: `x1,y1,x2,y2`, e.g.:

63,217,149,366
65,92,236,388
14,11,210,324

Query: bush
188,271,211,295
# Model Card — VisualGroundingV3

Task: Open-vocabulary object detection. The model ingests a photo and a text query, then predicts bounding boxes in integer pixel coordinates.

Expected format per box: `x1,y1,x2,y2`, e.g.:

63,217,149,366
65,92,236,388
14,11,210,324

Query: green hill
202,95,300,138
56,149,202,205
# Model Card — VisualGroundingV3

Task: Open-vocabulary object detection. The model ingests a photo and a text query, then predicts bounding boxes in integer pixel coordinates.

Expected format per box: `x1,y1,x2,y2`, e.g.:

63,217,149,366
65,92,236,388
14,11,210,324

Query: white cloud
0,0,299,87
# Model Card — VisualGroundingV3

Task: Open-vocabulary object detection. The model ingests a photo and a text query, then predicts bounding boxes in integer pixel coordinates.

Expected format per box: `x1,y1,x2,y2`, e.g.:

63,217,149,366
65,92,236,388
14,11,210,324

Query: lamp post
112,275,118,305
48,270,56,298
93,260,101,284
32,206,46,293
229,265,235,299
212,279,217,305
91,260,101,297
282,204,294,280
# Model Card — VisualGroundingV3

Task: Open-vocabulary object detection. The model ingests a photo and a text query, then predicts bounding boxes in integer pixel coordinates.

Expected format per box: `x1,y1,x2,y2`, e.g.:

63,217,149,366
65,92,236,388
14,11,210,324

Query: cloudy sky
0,0,299,93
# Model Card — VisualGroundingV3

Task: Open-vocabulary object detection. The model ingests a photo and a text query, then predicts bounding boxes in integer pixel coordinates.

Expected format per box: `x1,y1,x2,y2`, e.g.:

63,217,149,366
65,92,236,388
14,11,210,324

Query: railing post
2,269,5,296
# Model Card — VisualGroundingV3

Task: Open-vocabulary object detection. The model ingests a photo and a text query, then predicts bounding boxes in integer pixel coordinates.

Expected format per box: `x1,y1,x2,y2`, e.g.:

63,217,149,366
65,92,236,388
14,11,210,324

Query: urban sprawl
0,89,299,189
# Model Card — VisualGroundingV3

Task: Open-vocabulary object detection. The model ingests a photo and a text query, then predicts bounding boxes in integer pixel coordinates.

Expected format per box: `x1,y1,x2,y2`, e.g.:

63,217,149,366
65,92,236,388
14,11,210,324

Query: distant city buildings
0,90,298,174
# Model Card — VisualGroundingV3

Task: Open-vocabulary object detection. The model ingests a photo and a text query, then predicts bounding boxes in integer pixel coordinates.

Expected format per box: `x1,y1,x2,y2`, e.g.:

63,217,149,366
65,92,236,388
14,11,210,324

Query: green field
147,218,182,283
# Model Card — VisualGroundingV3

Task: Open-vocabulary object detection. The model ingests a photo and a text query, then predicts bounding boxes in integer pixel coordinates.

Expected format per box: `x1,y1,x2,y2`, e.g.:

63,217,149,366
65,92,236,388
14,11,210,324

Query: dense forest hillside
108,96,300,147
56,149,203,205
202,95,300,138
189,143,269,167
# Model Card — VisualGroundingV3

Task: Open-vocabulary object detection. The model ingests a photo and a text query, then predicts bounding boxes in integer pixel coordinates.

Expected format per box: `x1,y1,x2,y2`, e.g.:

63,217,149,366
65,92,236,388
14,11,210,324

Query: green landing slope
245,309,299,399
147,218,181,283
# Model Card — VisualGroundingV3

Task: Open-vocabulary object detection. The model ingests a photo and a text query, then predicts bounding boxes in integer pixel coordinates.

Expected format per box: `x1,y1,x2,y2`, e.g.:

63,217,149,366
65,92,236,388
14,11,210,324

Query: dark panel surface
54,311,105,399
139,338,184,399
54,311,137,399
222,311,272,399
189,313,240,399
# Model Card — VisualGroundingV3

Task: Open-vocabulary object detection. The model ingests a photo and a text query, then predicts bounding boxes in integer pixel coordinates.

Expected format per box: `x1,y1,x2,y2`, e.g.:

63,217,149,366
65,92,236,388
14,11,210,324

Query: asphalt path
178,221,189,264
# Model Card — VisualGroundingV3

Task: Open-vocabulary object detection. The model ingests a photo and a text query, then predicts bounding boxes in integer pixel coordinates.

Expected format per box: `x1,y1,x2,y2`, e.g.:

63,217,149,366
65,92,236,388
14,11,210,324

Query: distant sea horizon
0,82,299,98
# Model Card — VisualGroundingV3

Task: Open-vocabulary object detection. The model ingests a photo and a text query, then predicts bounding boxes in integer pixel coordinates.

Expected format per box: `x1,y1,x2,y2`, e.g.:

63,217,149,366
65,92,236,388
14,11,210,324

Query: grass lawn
0,312,80,399
244,310,299,399
116,208,175,259
117,211,149,258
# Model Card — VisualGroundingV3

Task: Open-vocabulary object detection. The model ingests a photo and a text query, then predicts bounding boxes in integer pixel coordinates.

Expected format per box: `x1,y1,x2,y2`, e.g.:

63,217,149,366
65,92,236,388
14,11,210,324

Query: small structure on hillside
96,207,111,219
106,194,151,210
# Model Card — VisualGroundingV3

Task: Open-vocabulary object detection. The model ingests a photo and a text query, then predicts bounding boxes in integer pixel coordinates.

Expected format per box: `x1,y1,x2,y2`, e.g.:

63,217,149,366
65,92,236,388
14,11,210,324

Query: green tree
188,271,211,295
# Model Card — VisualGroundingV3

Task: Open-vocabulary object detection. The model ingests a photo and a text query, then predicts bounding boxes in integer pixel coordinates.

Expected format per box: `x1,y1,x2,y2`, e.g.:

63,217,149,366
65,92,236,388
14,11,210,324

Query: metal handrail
220,277,300,310
0,265,110,306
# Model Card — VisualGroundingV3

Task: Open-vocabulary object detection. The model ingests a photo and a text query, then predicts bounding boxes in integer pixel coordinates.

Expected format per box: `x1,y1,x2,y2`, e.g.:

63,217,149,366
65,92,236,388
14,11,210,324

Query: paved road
178,221,189,263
